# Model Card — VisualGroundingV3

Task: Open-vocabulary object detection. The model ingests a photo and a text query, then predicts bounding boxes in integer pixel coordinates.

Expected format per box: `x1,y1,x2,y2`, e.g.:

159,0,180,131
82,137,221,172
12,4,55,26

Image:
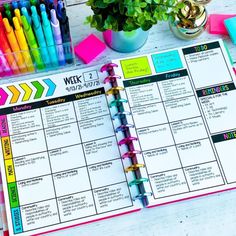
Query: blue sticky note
224,16,236,45
151,50,183,73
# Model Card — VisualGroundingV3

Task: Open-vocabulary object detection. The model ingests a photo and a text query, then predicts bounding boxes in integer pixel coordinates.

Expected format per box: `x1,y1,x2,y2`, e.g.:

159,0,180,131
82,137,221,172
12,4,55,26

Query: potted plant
86,0,184,52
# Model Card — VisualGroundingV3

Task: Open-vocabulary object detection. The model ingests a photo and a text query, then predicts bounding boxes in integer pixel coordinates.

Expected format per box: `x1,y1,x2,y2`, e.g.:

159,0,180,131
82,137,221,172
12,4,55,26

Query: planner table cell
14,152,51,181
10,130,47,157
131,103,168,129
7,109,43,135
83,136,120,166
17,175,55,205
170,117,208,144
214,138,236,183
53,167,91,197
20,199,59,232
41,102,76,128
125,82,161,107
158,76,194,101
137,124,174,151
74,94,110,121
57,191,96,222
164,96,201,122
78,115,114,142
93,182,133,214
177,139,216,167
184,162,224,191
49,145,86,173
184,46,232,89
149,169,189,199
45,123,81,150
199,90,236,134
88,159,126,189
143,146,182,174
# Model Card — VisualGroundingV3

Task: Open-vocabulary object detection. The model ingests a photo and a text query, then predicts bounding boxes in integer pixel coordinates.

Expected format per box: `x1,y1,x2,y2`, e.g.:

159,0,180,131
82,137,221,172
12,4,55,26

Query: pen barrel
14,30,35,72
51,22,65,66
6,32,28,73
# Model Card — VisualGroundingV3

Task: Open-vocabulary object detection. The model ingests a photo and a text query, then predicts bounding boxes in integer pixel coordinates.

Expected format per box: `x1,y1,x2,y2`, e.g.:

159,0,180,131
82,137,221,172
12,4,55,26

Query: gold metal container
169,0,208,40
192,0,212,5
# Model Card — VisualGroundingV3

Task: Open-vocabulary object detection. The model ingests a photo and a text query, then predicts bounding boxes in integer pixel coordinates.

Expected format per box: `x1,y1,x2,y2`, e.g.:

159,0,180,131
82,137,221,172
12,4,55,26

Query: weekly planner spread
0,40,236,235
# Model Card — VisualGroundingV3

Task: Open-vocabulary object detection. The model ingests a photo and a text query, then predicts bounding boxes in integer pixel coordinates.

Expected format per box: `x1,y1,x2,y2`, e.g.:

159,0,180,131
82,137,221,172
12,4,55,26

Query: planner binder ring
133,192,153,201
101,62,150,206
125,164,145,173
109,99,128,107
115,124,135,133
122,150,142,159
112,111,131,120
104,75,121,84
128,178,149,187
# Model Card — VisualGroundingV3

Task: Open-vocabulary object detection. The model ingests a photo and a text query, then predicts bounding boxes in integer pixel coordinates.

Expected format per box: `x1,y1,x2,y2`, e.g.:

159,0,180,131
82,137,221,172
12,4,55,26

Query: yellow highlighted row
1,137,12,160
5,159,16,183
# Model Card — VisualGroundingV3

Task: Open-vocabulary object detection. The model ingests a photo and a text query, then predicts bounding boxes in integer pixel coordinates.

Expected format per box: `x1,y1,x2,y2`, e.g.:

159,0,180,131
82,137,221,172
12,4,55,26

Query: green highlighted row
8,182,19,208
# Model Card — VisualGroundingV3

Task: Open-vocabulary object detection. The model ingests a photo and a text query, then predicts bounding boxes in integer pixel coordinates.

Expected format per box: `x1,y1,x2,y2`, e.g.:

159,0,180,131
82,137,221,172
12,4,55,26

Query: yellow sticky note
5,159,16,183
120,56,152,79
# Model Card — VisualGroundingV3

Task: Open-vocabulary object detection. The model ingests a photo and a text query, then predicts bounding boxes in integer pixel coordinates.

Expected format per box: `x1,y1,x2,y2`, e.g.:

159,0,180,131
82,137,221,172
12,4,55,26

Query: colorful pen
59,8,73,64
3,3,11,11
5,10,13,25
41,11,58,67
0,27,20,74
31,8,51,67
21,7,31,25
21,15,45,70
50,9,65,65
40,3,46,13
0,49,13,77
30,0,38,6
14,9,22,25
12,1,19,10
19,0,31,9
3,18,27,73
13,17,35,72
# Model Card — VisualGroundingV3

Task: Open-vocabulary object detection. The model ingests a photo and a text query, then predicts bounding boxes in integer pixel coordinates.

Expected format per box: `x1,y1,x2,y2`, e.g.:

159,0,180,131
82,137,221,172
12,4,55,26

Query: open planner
0,39,236,235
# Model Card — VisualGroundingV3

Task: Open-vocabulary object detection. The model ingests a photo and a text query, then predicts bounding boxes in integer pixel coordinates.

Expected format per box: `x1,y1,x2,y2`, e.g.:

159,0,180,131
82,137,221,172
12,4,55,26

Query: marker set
0,0,74,78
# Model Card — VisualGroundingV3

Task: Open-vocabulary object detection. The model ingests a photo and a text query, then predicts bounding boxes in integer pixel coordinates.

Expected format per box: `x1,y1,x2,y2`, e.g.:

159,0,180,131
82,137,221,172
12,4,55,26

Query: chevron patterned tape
31,81,45,99
7,86,21,104
0,88,8,106
43,79,56,97
19,83,33,102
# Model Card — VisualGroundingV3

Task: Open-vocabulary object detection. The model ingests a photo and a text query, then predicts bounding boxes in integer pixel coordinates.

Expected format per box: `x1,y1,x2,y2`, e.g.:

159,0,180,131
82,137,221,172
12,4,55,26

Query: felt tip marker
31,9,51,67
40,3,46,13
3,18,27,73
21,15,45,70
41,11,58,66
12,1,19,10
21,7,32,25
0,27,20,74
13,17,35,72
0,49,13,77
14,9,23,26
50,9,65,65
19,0,31,9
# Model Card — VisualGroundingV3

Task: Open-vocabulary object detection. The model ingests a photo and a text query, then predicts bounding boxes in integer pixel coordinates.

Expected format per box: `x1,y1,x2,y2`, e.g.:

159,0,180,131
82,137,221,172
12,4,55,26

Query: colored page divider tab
8,183,19,208
8,86,21,104
19,83,33,102
1,136,12,160
0,115,9,137
43,79,56,96
0,88,9,106
151,50,183,73
11,207,23,234
31,81,45,99
120,56,152,79
5,159,16,183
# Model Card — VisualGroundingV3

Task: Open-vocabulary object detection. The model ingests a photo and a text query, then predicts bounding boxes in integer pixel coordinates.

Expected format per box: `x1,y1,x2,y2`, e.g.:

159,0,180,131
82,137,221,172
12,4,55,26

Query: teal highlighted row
151,50,183,73
11,207,23,234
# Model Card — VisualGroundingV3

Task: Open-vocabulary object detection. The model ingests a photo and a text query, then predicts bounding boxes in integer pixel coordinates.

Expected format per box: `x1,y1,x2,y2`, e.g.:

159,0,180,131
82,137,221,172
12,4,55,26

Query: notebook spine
101,63,151,205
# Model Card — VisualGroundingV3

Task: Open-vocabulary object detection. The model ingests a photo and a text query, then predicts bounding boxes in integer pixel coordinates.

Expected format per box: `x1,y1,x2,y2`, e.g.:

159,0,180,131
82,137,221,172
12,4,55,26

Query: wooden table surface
1,1,236,236
48,1,236,236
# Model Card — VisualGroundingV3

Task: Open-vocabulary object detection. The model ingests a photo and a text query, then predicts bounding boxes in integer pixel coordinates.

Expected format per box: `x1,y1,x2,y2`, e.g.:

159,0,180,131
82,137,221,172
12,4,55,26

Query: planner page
113,40,236,207
0,67,142,236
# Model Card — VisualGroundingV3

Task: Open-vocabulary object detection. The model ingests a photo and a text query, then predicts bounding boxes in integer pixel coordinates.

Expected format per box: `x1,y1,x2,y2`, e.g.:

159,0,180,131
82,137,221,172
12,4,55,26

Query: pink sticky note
209,14,236,35
74,34,106,64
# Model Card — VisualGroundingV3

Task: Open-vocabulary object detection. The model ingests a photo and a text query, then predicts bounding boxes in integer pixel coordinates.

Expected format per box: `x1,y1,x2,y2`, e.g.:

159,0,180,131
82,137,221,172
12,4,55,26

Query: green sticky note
152,50,183,73
120,56,152,79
